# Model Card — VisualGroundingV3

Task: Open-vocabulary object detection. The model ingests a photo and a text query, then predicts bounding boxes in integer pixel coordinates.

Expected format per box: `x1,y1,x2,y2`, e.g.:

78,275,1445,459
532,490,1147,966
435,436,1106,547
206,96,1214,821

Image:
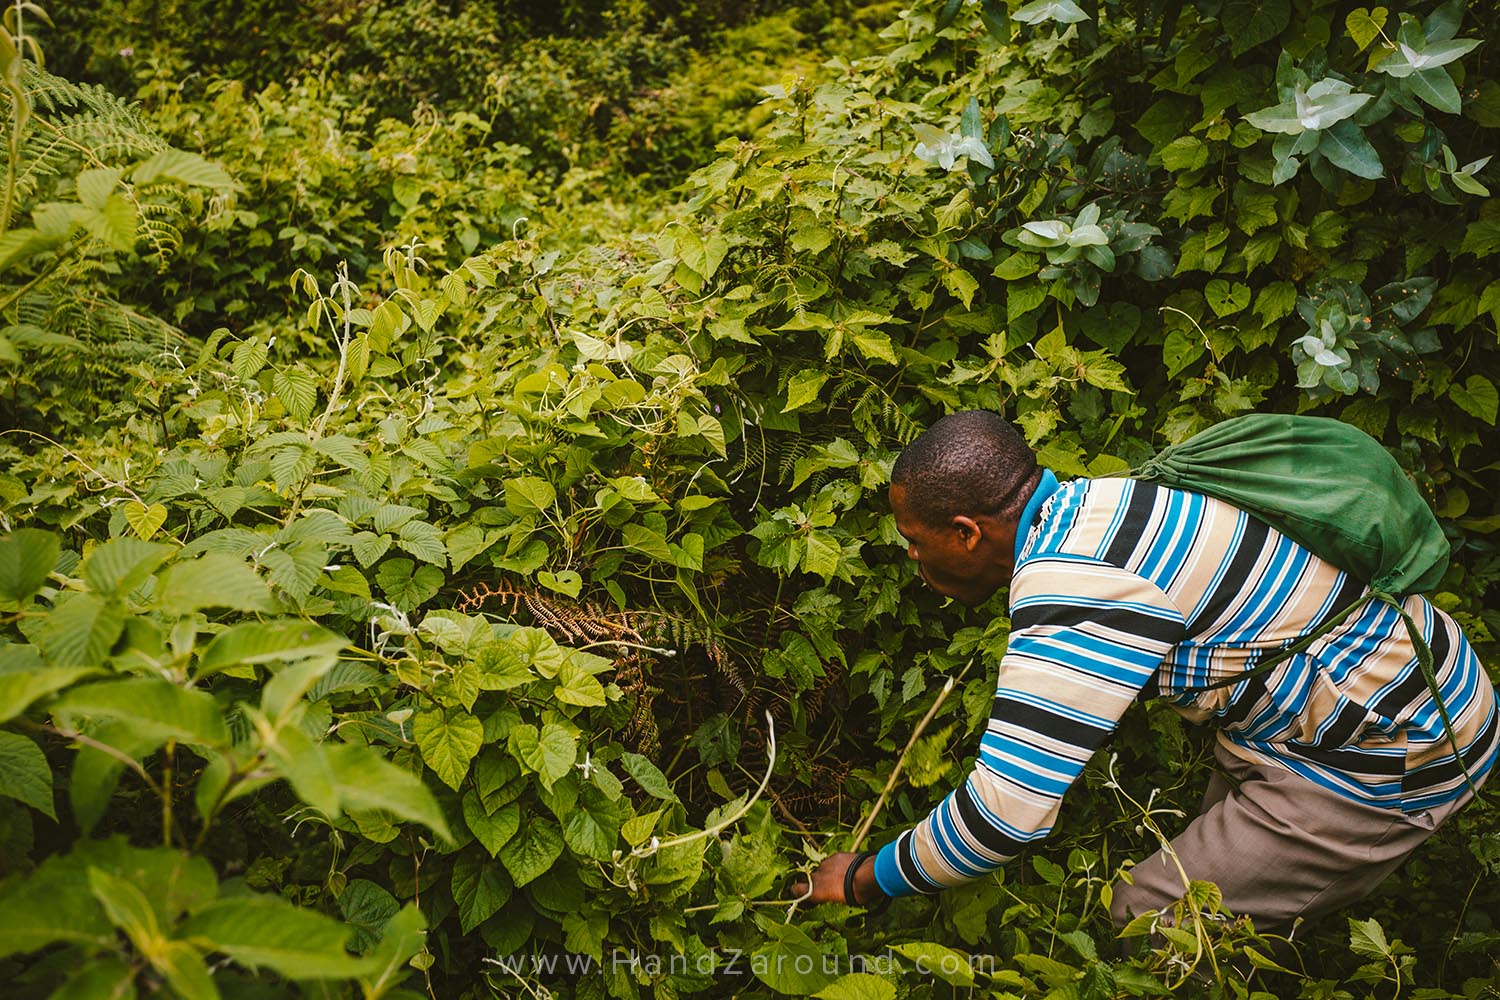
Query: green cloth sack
1132,413,1479,792
1133,412,1449,597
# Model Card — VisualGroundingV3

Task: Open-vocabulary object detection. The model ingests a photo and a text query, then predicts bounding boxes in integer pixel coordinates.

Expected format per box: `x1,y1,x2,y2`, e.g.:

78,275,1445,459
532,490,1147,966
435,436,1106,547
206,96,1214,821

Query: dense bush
2,1,1498,998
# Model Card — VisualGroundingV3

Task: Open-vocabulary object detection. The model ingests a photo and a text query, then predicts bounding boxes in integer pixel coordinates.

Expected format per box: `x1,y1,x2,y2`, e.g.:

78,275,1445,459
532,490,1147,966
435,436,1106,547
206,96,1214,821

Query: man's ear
952,515,983,551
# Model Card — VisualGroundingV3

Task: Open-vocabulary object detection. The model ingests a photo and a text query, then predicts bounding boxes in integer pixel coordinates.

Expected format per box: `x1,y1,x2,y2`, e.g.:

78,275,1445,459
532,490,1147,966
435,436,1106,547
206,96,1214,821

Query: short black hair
891,411,1040,528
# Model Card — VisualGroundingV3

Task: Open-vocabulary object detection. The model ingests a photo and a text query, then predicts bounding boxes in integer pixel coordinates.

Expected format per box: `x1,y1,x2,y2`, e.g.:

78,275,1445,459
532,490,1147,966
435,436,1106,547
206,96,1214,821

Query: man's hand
789,851,886,907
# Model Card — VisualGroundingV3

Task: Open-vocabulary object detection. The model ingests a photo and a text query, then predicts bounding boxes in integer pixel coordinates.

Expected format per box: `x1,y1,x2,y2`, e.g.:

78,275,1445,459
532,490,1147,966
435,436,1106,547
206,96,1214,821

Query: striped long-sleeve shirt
873,473,1500,898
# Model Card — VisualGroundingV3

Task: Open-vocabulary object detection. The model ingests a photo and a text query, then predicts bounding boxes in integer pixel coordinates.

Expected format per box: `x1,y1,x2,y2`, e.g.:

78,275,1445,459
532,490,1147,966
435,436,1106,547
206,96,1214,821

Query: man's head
889,410,1040,606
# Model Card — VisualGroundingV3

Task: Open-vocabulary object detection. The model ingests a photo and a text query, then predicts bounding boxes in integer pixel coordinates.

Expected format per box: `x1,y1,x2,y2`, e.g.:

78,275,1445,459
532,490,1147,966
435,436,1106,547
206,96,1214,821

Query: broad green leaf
537,569,583,598
338,879,400,953
511,722,576,790
1319,120,1383,179
1348,916,1391,959
0,730,54,819
180,895,369,979
451,850,512,933
325,744,452,842
49,958,137,1000
1346,7,1388,50
752,922,838,994
620,752,678,801
53,678,229,747
397,520,448,566
1222,0,1291,56
620,522,672,562
88,866,162,953
935,0,964,32
132,149,234,190
786,370,834,413
154,941,220,1000
0,666,97,723
0,528,59,606
891,942,976,986
36,594,126,668
1407,65,1462,113
0,859,113,958
1205,279,1251,317
272,368,319,425
503,476,556,516
123,501,168,540
357,905,427,996
153,553,274,615
413,707,484,790
499,817,566,887
463,793,521,857
816,974,896,1000
71,719,158,835
197,619,346,677
562,791,621,860
1011,0,1089,26
1451,375,1499,424
82,537,173,598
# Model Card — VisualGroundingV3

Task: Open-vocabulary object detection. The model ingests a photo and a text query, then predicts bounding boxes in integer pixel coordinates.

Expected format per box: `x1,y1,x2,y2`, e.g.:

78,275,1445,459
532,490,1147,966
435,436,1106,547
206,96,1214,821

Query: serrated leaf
0,528,60,606
273,368,319,425
82,537,174,598
503,476,556,516
36,594,126,668
133,149,234,190
153,553,274,615
816,973,896,1000
180,895,370,979
53,678,228,748
397,520,448,566
323,744,451,841
413,707,484,790
0,666,96,724
783,370,829,412
197,620,346,677
1349,916,1391,959
0,730,54,819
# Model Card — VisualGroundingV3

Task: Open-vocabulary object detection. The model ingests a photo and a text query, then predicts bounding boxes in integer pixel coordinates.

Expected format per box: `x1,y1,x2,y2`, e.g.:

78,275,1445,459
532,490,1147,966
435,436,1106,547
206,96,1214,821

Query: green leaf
620,522,673,563
503,476,556,516
0,528,59,606
1318,120,1384,179
83,537,174,598
153,553,274,615
620,751,678,801
36,595,125,667
1222,0,1291,56
1159,136,1208,172
1205,279,1251,317
88,866,161,953
816,975,896,1000
0,859,113,959
0,730,54,819
324,744,452,841
1349,916,1391,959
123,501,168,540
0,666,97,724
413,707,484,790
71,719,158,835
1408,66,1462,114
1011,0,1089,26
451,849,512,933
197,620,346,678
562,790,621,860
397,520,448,566
337,879,399,953
272,368,319,425
357,905,427,996
132,149,234,190
891,942,976,986
935,0,964,32
1450,375,1499,424
511,722,576,790
499,816,565,887
463,794,521,857
554,659,607,706
752,922,838,994
180,895,370,979
1346,7,1388,51
54,677,229,747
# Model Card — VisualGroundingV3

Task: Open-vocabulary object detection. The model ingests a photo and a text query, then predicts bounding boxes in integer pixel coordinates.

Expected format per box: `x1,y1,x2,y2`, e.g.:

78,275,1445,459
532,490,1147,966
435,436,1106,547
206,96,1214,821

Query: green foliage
3,0,1499,998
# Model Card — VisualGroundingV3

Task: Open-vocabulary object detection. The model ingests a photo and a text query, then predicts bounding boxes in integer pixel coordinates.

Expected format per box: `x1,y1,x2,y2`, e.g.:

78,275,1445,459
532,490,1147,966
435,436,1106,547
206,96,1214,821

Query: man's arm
874,557,1187,897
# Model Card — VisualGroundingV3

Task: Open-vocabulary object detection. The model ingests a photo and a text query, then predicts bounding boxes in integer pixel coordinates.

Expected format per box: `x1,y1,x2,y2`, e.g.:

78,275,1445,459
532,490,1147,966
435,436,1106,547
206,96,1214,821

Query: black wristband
844,849,891,915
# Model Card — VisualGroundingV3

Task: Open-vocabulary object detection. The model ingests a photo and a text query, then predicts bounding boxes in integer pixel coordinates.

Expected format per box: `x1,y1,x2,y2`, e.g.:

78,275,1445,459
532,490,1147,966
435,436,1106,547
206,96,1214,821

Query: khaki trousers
1110,738,1492,935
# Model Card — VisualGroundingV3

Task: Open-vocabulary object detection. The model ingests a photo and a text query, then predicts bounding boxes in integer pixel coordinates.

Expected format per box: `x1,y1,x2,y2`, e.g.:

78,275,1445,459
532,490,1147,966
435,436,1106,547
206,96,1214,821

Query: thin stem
851,657,974,851
19,719,163,798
